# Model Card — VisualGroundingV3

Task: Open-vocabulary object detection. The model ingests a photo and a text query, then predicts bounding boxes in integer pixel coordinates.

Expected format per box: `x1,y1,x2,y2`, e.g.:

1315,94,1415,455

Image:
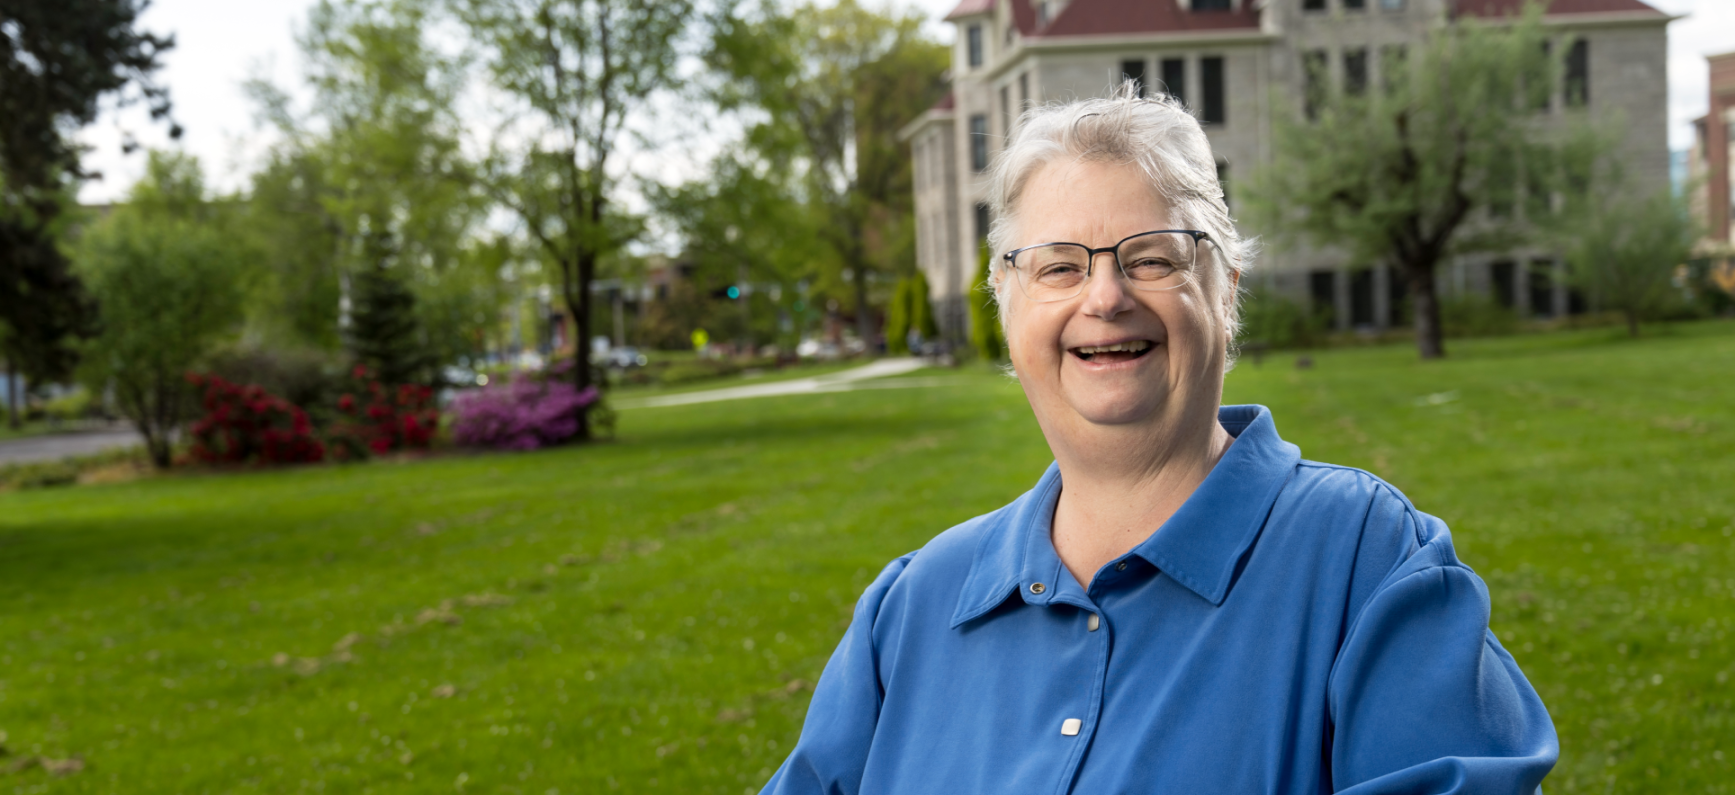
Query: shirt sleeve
760,554,913,795
1327,513,1558,795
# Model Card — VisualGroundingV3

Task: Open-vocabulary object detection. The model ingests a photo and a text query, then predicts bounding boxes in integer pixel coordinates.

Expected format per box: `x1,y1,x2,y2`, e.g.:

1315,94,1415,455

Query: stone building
1688,50,1735,281
900,0,1671,342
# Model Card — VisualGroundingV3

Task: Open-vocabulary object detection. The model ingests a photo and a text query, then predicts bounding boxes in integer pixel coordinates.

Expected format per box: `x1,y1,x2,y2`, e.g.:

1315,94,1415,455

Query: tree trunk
4,358,17,429
851,259,873,352
1406,261,1446,360
565,252,594,442
1625,309,1640,338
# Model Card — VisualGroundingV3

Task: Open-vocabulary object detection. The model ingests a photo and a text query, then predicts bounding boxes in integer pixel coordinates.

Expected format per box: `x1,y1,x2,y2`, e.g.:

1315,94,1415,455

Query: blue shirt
763,405,1556,795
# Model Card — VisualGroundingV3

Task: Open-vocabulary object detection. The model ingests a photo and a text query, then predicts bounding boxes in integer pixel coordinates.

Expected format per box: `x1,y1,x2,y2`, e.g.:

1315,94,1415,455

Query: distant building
902,0,1671,342
1688,50,1735,286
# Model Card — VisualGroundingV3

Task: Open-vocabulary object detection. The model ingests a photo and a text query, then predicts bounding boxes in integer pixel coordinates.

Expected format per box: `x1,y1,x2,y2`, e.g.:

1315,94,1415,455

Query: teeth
1076,341,1151,355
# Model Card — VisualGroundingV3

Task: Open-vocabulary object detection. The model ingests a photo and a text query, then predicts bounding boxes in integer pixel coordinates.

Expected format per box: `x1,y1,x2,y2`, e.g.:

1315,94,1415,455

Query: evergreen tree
909,270,938,342
970,246,1004,361
885,276,912,354
349,261,434,386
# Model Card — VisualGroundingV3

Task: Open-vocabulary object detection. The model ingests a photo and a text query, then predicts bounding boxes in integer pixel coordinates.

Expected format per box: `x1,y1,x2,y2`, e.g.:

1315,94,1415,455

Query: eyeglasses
1001,230,1208,303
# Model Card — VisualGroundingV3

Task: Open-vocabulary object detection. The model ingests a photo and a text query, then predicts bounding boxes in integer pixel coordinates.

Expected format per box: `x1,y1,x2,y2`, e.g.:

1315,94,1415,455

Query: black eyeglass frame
1001,229,1210,300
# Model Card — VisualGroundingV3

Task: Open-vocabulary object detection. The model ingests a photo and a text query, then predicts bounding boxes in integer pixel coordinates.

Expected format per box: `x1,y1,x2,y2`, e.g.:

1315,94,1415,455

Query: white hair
984,81,1254,355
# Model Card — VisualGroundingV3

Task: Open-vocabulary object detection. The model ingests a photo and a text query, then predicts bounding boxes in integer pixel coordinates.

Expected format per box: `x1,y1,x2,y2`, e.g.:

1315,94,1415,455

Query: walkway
614,358,972,410
0,426,144,466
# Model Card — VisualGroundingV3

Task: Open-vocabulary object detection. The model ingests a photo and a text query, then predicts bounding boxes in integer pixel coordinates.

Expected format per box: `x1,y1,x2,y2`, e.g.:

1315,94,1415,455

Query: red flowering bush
325,366,440,460
185,374,325,466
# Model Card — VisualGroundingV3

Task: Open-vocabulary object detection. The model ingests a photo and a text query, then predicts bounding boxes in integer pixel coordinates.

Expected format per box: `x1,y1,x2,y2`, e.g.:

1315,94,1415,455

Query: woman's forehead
1016,159,1172,246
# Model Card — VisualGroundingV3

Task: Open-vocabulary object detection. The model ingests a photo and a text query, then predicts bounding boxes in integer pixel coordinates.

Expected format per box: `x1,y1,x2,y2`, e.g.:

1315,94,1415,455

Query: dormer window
1037,1,1051,25
967,24,984,67
1191,0,1231,10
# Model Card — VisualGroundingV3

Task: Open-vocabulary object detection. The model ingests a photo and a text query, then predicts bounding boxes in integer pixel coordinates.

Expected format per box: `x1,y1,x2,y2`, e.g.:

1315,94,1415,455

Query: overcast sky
76,0,1732,205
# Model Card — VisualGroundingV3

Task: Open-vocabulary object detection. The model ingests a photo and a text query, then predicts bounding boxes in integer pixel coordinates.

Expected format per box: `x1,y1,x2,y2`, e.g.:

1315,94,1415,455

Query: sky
76,0,1734,205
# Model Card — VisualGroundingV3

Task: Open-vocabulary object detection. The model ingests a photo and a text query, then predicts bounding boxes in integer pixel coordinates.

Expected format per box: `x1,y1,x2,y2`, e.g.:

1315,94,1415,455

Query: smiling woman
759,85,1557,795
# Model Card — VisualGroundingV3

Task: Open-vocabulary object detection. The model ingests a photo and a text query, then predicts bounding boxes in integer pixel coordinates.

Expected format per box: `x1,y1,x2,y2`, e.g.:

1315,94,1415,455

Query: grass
1,321,1731,793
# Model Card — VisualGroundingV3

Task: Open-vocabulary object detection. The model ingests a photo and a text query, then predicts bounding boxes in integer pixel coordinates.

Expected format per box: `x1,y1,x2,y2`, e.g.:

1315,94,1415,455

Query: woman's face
1002,158,1233,437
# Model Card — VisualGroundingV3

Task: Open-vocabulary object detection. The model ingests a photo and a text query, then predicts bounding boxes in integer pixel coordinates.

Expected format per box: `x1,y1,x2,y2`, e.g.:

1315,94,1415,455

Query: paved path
0,427,145,466
615,358,972,409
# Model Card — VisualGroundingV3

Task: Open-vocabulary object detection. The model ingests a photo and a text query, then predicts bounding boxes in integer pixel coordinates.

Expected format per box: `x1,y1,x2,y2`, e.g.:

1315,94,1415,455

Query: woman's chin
1063,389,1168,427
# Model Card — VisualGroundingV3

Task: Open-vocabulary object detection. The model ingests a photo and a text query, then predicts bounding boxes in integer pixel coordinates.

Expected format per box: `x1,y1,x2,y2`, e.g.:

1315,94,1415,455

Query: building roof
930,91,957,111
1454,0,1665,18
1040,0,1260,37
944,0,995,21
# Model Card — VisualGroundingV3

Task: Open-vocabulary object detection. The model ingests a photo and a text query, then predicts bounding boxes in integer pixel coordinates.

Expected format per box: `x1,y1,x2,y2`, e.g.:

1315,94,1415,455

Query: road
613,358,974,410
0,427,145,466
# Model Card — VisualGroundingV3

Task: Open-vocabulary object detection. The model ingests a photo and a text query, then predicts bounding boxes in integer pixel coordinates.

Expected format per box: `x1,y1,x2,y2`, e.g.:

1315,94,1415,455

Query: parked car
603,346,648,369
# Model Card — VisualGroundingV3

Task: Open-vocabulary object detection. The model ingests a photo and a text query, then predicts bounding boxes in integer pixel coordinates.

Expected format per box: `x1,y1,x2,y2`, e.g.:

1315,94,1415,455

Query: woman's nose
1081,253,1136,320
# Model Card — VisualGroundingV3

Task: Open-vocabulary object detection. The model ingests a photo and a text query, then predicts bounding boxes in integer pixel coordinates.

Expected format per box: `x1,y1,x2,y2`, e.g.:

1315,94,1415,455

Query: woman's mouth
1070,340,1154,363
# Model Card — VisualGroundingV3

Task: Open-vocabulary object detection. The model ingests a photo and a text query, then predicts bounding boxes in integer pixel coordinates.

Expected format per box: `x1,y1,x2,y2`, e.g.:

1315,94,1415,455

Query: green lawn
1,322,1731,793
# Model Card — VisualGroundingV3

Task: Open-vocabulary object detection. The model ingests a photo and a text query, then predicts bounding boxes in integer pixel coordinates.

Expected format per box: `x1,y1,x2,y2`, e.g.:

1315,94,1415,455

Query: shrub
1238,291,1331,349
204,344,346,425
449,375,599,450
185,374,325,466
326,366,440,460
1440,293,1520,338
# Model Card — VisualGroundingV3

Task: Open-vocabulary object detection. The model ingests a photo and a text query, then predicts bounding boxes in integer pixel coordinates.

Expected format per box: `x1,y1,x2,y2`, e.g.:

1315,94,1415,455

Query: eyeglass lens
1011,232,1195,302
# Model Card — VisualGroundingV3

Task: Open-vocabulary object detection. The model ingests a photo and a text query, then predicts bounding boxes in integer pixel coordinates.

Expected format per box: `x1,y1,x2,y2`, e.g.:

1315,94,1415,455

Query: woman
761,89,1556,794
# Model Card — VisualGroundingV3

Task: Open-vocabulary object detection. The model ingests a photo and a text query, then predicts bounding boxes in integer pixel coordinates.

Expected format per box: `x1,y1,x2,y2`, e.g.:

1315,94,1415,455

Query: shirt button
1029,582,1046,594
1087,614,1100,632
1116,561,1128,572
1061,718,1082,736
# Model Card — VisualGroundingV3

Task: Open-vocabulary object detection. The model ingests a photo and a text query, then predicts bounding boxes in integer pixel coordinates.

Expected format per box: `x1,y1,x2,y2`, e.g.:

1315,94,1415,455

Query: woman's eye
1126,258,1176,276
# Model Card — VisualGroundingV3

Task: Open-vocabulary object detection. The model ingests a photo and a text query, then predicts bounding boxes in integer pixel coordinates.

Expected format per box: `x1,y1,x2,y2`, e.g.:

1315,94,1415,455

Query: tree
0,0,176,423
243,0,491,364
970,245,1003,361
1559,184,1697,337
708,0,947,347
350,263,435,385
75,153,245,468
885,270,938,354
1244,4,1600,359
456,0,693,440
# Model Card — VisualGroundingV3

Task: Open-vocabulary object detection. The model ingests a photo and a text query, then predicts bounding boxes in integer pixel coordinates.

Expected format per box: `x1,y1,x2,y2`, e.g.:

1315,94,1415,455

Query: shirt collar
950,405,1301,627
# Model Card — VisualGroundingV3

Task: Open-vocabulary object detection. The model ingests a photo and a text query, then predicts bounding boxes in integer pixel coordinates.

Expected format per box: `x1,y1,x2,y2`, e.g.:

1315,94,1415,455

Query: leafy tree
708,0,947,346
1244,4,1600,359
0,0,176,423
1559,184,1697,337
244,0,491,364
456,0,693,440
75,153,245,468
970,246,1003,361
885,271,938,354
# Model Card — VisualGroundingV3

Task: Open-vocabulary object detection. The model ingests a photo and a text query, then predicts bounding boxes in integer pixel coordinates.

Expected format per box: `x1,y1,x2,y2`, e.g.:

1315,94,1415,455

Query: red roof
1040,0,1260,37
944,0,995,21
1455,0,1664,17
930,91,956,112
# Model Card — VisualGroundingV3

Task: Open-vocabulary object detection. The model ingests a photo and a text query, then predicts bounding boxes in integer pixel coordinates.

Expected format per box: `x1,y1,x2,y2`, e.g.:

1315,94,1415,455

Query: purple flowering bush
449,375,599,450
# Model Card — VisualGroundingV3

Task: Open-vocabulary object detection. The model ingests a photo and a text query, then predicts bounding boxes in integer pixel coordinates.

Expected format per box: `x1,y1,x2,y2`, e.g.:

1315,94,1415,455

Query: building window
1487,261,1515,307
1019,72,1029,109
1528,259,1555,317
1344,0,1365,9
999,85,1012,137
1350,269,1375,326
1303,50,1328,121
1037,1,1051,25
1191,0,1232,9
969,114,989,172
1303,0,1326,11
1380,0,1403,9
1215,159,1230,210
1565,39,1589,108
1309,270,1337,324
1201,56,1225,125
1344,48,1368,96
975,203,991,243
1121,59,1146,97
1161,58,1187,105
967,25,983,68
